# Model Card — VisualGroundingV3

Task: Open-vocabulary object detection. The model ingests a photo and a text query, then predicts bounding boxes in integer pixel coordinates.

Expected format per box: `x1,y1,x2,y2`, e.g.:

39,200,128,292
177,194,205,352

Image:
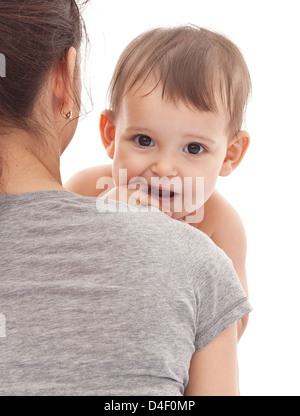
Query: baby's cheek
187,175,216,207
203,176,218,203
112,158,143,187
112,161,127,187
183,176,206,207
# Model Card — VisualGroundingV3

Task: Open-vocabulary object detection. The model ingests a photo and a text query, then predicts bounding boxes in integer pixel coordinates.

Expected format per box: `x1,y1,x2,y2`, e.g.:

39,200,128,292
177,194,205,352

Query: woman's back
0,191,251,395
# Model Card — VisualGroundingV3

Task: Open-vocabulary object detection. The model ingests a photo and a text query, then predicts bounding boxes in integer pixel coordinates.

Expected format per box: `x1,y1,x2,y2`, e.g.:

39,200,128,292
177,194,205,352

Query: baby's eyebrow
125,126,155,135
184,134,216,145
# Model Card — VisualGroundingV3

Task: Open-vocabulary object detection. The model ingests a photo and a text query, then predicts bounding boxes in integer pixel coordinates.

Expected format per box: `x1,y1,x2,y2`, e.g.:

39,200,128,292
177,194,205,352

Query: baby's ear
100,110,116,159
219,131,250,177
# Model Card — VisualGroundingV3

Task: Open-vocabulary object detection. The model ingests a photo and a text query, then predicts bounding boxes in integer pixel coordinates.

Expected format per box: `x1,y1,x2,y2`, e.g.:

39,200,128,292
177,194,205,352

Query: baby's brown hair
108,25,251,138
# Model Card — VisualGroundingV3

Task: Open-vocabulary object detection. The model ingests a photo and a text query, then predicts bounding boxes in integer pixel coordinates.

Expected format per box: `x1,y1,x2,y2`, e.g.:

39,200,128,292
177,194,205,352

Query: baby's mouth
148,185,177,200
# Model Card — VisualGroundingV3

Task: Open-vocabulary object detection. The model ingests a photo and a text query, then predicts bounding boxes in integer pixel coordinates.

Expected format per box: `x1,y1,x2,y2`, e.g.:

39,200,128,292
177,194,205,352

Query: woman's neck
0,133,65,194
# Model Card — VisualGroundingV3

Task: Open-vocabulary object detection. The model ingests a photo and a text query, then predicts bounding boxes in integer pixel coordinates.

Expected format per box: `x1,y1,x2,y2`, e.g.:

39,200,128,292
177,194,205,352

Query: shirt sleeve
194,247,252,352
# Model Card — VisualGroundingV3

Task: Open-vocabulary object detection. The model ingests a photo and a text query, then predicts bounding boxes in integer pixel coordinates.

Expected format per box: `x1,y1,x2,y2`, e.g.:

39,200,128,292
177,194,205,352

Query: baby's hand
178,218,188,224
100,185,173,218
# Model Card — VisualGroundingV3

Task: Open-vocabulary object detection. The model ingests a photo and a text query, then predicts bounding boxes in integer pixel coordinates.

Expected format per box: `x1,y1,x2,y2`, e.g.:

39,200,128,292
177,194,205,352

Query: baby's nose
150,153,178,178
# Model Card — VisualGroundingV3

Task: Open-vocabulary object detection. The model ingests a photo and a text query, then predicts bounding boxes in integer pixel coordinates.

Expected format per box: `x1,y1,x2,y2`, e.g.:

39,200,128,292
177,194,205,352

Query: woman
0,0,251,396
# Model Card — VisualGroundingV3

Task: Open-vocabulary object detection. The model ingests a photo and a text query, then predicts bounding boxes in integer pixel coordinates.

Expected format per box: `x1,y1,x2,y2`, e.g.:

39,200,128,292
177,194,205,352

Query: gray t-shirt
0,191,251,396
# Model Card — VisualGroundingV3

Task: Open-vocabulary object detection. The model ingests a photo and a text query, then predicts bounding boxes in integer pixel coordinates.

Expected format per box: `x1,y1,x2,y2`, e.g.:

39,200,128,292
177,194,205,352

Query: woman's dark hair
0,0,89,180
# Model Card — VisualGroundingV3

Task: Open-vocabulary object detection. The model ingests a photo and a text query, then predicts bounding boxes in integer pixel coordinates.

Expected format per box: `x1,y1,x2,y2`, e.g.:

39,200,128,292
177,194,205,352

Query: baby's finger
128,189,173,216
128,188,160,210
101,186,124,202
101,186,173,217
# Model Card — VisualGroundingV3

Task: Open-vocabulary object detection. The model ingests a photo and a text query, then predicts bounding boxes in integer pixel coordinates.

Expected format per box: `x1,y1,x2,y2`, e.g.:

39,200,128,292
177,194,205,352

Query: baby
65,25,251,340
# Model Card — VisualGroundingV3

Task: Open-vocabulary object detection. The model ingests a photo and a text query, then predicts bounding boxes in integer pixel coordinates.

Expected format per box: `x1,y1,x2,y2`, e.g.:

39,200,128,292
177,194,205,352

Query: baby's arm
195,191,249,341
64,164,113,197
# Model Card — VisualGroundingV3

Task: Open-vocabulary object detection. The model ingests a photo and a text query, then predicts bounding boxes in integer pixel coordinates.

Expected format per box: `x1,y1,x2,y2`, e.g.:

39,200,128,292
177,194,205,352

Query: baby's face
111,87,230,221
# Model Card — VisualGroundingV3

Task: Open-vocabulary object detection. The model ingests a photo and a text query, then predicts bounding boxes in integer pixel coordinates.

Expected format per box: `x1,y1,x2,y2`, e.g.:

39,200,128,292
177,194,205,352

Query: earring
60,103,73,120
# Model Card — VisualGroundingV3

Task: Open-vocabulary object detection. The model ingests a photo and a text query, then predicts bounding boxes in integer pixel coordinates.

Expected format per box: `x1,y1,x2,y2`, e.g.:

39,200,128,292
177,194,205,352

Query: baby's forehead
123,74,229,113
123,76,218,105
124,82,228,115
118,87,230,139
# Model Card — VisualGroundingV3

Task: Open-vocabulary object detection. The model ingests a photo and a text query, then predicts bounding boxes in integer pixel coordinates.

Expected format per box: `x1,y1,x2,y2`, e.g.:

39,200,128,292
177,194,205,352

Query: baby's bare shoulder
196,190,245,239
202,190,247,270
83,164,113,179
207,190,239,218
64,164,113,197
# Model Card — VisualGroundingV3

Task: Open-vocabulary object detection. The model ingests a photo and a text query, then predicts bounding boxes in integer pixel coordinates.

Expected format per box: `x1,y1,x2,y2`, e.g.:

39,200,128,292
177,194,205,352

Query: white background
61,0,300,396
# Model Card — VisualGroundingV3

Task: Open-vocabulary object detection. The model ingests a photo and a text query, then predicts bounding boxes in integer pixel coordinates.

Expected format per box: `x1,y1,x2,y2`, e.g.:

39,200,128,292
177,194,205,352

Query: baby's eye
134,135,154,147
183,143,206,155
